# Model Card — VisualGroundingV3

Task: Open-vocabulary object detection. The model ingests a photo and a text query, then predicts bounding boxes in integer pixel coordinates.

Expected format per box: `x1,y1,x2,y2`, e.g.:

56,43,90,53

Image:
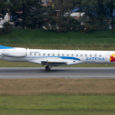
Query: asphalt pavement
0,67,115,79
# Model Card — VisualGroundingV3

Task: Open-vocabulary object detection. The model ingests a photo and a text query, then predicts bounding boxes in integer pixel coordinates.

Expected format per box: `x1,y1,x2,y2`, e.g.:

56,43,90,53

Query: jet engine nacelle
2,48,27,57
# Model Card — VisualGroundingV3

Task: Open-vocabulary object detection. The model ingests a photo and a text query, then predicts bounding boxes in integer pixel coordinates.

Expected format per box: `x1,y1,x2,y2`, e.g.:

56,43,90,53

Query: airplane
0,45,115,71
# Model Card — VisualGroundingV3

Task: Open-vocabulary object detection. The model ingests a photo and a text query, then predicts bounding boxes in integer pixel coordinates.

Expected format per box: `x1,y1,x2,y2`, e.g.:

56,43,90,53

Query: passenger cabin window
34,52,36,56
80,54,83,57
30,52,32,55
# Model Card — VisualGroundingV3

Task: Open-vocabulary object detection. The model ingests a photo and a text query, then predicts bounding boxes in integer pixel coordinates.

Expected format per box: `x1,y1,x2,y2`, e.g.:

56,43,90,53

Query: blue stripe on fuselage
59,56,80,61
26,56,80,61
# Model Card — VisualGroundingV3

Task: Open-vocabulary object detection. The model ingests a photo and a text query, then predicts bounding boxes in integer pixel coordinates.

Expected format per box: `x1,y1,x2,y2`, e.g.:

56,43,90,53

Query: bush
84,19,108,32
47,17,82,32
54,17,68,32
67,17,83,32
113,19,115,30
2,22,13,34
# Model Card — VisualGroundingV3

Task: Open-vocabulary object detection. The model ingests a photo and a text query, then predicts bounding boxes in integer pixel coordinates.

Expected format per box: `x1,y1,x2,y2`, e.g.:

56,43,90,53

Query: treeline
0,0,115,32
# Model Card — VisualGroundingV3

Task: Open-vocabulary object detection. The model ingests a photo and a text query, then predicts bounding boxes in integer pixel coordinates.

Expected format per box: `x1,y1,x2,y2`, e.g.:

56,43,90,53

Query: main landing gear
45,65,51,71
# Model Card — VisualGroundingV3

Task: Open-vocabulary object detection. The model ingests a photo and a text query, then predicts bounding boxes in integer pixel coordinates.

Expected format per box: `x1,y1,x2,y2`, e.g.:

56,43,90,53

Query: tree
20,0,45,28
103,0,115,28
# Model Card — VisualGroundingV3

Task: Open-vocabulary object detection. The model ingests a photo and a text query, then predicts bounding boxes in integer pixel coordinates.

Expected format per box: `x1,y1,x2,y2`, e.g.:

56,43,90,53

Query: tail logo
110,54,115,62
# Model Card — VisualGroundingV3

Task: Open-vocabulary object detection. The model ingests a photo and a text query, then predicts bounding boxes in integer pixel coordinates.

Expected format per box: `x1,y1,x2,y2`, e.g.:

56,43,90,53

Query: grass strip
0,95,115,115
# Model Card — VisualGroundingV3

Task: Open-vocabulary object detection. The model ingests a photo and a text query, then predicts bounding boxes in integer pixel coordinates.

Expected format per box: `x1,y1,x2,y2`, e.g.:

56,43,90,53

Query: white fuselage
0,48,115,66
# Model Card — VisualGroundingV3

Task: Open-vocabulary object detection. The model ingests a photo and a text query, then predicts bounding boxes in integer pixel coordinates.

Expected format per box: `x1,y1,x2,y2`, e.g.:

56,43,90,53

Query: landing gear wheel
45,66,51,71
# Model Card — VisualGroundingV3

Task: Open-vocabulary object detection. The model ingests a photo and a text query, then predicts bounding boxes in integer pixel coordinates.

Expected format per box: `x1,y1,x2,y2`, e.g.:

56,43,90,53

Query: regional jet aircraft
0,45,115,71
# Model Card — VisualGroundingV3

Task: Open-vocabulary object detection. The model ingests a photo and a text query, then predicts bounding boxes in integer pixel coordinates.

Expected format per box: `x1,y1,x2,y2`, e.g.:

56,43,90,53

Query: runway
0,67,115,79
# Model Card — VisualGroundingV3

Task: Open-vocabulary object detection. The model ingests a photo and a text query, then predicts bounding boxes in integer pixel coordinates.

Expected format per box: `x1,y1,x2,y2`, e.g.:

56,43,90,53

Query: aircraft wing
28,57,83,66
41,61,67,66
29,57,67,66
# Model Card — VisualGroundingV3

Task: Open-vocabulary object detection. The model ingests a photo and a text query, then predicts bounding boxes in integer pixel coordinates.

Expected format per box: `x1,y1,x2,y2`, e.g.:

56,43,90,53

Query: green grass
0,79,115,114
0,29,115,50
0,95,115,115
0,79,115,115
